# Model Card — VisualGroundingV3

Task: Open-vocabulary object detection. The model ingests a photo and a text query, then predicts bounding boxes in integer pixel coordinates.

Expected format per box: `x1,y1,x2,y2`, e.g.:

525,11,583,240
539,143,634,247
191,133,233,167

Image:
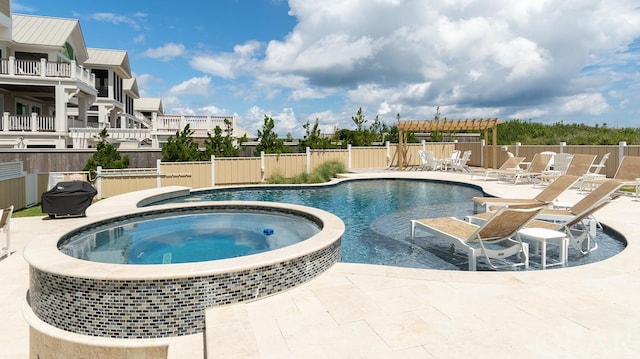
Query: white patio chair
0,205,13,258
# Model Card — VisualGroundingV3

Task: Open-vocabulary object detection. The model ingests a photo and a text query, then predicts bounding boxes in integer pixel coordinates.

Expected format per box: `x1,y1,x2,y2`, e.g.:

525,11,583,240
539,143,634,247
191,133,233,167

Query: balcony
0,113,55,132
0,57,95,88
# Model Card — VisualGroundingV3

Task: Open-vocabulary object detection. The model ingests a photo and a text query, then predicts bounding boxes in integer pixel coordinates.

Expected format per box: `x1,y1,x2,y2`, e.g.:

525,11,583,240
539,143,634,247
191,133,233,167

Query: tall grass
266,160,346,184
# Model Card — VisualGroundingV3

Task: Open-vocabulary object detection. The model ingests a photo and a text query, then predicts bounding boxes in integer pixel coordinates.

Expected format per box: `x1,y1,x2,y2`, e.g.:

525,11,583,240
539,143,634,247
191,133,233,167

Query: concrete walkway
2,170,640,358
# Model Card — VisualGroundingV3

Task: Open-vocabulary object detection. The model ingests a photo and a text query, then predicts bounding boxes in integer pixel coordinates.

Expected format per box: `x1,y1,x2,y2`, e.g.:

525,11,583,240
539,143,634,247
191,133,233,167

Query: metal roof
134,98,164,114
86,48,132,78
12,14,88,61
123,78,139,98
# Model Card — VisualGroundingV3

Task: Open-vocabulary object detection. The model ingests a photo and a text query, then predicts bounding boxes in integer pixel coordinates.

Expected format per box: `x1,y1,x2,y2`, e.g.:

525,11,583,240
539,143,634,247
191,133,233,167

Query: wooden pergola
397,118,503,170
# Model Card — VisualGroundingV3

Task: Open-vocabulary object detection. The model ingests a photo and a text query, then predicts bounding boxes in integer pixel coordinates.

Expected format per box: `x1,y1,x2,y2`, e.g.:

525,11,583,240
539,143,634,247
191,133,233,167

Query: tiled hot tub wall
29,239,340,339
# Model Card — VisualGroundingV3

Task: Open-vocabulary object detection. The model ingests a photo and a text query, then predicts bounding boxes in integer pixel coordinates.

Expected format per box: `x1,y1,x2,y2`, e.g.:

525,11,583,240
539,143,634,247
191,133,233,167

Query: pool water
154,179,626,271
58,210,321,264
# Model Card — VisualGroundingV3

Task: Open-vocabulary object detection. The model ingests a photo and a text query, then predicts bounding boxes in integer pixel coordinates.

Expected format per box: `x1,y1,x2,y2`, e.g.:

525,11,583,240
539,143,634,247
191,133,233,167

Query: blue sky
14,0,640,137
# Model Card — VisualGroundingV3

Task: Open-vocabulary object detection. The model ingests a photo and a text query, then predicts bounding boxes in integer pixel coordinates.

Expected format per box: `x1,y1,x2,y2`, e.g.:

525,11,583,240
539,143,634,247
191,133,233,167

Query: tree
204,119,240,157
161,124,203,161
299,118,337,150
83,128,130,178
369,114,388,143
352,107,367,131
255,115,287,154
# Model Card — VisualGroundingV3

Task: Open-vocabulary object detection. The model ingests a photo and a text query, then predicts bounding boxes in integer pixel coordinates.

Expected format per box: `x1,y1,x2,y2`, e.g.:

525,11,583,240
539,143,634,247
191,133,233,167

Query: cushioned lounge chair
499,153,553,184
470,156,525,180
472,175,580,212
411,206,544,271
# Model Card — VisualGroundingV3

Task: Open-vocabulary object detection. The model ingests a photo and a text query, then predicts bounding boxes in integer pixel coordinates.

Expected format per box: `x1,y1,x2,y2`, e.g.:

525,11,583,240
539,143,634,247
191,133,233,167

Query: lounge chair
524,200,613,255
473,174,580,212
411,206,544,271
0,205,13,258
581,155,640,191
469,180,622,251
498,153,553,184
588,153,610,176
536,154,596,187
470,156,525,180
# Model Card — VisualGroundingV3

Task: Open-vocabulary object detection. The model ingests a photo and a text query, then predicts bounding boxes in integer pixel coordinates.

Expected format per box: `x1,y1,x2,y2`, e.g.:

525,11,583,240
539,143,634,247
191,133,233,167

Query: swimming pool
152,179,626,271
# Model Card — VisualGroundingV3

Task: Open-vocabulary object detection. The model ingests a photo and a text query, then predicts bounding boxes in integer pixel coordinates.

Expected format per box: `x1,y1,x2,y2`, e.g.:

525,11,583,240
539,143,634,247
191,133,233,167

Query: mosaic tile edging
29,239,340,339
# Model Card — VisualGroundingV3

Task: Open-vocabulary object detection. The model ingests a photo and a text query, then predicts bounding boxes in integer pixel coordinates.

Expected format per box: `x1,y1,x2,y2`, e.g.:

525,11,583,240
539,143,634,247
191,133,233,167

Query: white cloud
90,12,143,30
168,76,211,96
558,93,610,115
189,41,263,79
141,43,186,60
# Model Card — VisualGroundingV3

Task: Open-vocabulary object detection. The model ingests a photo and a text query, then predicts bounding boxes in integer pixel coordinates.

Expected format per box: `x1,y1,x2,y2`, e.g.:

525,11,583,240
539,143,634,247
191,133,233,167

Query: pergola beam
396,118,503,170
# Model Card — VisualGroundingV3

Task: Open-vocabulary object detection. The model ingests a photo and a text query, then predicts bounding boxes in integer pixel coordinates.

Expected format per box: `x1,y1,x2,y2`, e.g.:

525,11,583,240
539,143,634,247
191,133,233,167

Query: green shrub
265,160,346,184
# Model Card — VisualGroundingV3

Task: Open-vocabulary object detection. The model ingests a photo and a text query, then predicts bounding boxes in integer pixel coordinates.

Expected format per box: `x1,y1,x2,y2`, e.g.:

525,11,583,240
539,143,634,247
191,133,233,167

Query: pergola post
397,118,502,170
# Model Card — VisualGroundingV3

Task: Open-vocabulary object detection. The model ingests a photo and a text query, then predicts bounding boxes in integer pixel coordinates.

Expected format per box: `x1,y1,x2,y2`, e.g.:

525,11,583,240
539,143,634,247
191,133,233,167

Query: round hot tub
25,202,344,339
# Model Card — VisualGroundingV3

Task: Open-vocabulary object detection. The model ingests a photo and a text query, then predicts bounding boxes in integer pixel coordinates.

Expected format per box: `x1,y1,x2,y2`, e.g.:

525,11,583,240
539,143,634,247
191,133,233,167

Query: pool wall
25,201,344,339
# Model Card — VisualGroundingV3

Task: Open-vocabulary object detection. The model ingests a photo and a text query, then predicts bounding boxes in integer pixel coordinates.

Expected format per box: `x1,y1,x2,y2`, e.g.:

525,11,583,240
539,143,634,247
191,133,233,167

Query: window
92,69,109,97
62,42,75,61
16,102,27,115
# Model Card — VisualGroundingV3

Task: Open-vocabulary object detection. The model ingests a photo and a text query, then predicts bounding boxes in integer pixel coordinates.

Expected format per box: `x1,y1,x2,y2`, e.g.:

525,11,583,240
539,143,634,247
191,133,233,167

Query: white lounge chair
470,156,525,180
472,175,580,212
411,206,544,271
468,179,622,254
499,153,553,184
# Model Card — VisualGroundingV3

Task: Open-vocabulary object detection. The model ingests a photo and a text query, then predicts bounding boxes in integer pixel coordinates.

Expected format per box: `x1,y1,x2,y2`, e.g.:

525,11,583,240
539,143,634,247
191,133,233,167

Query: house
0,0,253,150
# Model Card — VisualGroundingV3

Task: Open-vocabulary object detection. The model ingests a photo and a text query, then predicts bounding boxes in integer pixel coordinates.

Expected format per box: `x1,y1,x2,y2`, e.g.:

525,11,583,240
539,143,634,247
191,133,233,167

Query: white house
0,0,253,149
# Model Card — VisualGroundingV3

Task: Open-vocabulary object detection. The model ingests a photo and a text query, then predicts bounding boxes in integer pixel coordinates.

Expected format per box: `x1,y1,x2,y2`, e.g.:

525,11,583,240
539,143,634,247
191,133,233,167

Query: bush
265,160,346,184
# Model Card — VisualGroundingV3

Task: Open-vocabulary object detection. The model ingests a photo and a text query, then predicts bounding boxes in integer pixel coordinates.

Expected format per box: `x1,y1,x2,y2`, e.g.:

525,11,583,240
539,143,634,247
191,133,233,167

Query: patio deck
1,170,639,358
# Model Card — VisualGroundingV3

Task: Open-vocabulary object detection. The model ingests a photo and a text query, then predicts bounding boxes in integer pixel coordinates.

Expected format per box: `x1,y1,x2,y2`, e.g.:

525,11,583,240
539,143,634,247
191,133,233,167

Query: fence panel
349,147,387,169
215,157,261,185
100,176,157,198
310,150,348,171
161,162,211,188
263,154,306,178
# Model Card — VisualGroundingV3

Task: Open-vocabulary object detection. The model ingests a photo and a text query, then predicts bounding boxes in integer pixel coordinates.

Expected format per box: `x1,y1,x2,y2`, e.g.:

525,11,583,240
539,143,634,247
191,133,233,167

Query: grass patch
266,160,346,184
12,205,46,218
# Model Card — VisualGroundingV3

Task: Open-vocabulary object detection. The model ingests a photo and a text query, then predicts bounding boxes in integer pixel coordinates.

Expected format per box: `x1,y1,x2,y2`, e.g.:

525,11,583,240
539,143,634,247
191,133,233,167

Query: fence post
480,139,485,168
385,141,390,168
96,166,102,200
261,151,265,182
306,147,311,174
515,142,521,157
619,141,627,165
559,142,566,153
156,159,161,188
211,155,216,187
347,144,352,170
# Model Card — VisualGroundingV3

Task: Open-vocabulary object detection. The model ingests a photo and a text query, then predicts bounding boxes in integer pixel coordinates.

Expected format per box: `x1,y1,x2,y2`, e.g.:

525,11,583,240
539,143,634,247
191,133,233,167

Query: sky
13,0,640,137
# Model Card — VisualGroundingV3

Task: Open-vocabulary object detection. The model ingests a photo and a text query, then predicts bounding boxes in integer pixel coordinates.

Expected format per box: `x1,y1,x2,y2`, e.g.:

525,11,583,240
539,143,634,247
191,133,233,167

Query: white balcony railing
0,113,55,132
0,57,95,88
155,115,233,132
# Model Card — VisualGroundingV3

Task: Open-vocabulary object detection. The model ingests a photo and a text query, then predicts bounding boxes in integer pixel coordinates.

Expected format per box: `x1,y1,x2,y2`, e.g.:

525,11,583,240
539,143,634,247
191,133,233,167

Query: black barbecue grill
41,181,97,218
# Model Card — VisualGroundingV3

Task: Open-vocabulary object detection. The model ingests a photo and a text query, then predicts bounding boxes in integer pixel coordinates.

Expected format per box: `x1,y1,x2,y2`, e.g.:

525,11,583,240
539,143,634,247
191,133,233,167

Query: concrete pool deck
2,169,640,358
